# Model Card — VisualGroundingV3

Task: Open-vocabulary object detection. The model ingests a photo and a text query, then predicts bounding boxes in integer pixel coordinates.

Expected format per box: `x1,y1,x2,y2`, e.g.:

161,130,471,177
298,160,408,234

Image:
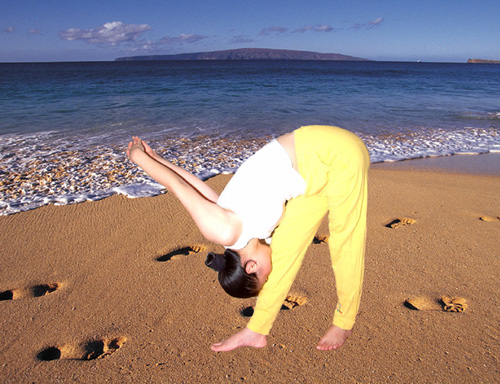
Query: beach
1,156,499,383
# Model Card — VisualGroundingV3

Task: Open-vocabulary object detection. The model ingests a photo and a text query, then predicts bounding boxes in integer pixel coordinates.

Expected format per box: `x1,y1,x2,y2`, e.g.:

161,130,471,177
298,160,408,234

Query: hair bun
205,252,226,272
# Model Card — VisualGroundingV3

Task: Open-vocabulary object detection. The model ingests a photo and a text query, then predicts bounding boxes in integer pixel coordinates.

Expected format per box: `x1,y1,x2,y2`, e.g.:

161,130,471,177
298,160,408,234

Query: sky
1,0,499,63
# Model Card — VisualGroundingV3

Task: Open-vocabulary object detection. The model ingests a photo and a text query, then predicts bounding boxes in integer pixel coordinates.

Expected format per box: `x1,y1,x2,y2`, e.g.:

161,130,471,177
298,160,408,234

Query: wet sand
1,157,499,383
373,153,500,175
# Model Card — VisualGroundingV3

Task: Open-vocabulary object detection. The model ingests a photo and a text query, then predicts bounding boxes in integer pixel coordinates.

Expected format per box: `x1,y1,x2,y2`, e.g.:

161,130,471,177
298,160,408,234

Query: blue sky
1,0,499,62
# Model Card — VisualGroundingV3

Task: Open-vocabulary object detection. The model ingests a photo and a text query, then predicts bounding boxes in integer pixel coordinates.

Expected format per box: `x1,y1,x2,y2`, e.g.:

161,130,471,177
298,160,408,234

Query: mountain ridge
115,48,370,62
467,58,500,64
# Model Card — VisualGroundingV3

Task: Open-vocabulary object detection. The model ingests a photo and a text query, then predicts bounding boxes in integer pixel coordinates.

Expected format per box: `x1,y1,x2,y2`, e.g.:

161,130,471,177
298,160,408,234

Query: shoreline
372,152,500,175
1,150,498,217
1,157,499,383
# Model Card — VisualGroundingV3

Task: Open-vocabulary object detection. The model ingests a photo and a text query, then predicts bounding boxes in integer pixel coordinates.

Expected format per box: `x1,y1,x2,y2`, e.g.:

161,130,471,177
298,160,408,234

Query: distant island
467,58,500,64
115,48,370,62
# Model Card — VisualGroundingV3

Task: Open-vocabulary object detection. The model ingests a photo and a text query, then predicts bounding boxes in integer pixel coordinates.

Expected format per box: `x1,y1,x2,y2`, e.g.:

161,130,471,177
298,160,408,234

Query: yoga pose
127,125,369,352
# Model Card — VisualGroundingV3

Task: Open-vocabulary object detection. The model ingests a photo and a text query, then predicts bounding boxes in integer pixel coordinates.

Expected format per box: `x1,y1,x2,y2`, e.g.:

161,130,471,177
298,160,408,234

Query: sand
1,160,499,383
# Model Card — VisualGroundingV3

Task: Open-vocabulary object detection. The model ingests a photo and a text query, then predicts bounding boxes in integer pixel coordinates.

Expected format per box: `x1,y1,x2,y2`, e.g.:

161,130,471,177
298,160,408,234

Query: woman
127,125,369,352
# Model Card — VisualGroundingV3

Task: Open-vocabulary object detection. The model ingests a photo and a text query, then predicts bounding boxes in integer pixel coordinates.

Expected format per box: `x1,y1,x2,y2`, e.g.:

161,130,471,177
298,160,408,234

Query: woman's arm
140,139,219,203
127,138,241,245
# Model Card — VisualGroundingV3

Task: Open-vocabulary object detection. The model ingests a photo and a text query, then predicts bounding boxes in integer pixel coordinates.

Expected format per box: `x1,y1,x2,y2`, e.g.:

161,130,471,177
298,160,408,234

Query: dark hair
205,249,261,298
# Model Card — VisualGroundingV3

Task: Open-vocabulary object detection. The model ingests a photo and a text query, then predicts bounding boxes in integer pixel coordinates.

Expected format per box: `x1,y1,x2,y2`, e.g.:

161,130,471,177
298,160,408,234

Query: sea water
1,60,499,215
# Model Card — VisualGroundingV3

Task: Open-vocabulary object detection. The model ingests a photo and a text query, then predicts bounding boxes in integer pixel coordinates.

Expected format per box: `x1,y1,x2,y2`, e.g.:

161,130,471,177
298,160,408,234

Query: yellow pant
247,125,369,334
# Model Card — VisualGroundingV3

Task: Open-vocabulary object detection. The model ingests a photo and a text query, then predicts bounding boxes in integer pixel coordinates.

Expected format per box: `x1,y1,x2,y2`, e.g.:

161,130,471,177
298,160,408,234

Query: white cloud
259,26,288,36
367,17,384,29
315,25,334,32
59,22,209,53
230,35,254,44
293,25,338,33
350,17,384,30
29,29,41,35
369,17,384,26
293,25,314,33
132,33,209,53
59,21,151,46
158,34,208,45
4,26,15,33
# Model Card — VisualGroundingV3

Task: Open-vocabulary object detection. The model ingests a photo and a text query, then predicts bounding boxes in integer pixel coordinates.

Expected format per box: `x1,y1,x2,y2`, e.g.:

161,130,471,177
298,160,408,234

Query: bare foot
316,325,352,351
211,328,267,352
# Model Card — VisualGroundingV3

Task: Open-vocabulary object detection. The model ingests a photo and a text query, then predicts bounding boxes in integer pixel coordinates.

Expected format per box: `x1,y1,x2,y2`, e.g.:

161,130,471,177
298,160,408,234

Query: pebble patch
0,135,268,216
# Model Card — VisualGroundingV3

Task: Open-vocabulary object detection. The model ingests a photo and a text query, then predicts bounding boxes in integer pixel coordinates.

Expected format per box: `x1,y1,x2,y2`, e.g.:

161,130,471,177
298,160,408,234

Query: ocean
1,60,499,215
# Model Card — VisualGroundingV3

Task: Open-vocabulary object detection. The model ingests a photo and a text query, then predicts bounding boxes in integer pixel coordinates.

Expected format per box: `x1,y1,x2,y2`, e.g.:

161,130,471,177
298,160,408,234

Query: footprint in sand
312,235,329,244
282,295,308,310
0,282,61,301
37,336,127,361
479,216,500,222
404,295,468,312
386,217,416,229
156,245,207,262
240,295,308,317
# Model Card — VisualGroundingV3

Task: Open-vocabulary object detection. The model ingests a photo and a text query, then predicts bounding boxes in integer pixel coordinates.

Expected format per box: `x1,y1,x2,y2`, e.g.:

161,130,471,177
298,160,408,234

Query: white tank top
217,139,306,250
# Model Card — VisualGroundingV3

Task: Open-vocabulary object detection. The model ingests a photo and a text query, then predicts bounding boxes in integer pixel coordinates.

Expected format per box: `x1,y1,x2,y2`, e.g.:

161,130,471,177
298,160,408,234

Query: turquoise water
1,61,499,214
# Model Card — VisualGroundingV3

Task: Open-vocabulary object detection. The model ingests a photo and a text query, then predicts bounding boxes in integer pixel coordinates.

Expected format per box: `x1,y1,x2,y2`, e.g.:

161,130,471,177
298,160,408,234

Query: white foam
113,182,165,198
362,127,500,164
1,126,499,215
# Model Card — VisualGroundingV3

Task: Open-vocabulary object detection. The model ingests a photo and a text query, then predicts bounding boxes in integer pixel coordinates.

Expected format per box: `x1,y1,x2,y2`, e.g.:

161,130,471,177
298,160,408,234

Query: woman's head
205,239,272,298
